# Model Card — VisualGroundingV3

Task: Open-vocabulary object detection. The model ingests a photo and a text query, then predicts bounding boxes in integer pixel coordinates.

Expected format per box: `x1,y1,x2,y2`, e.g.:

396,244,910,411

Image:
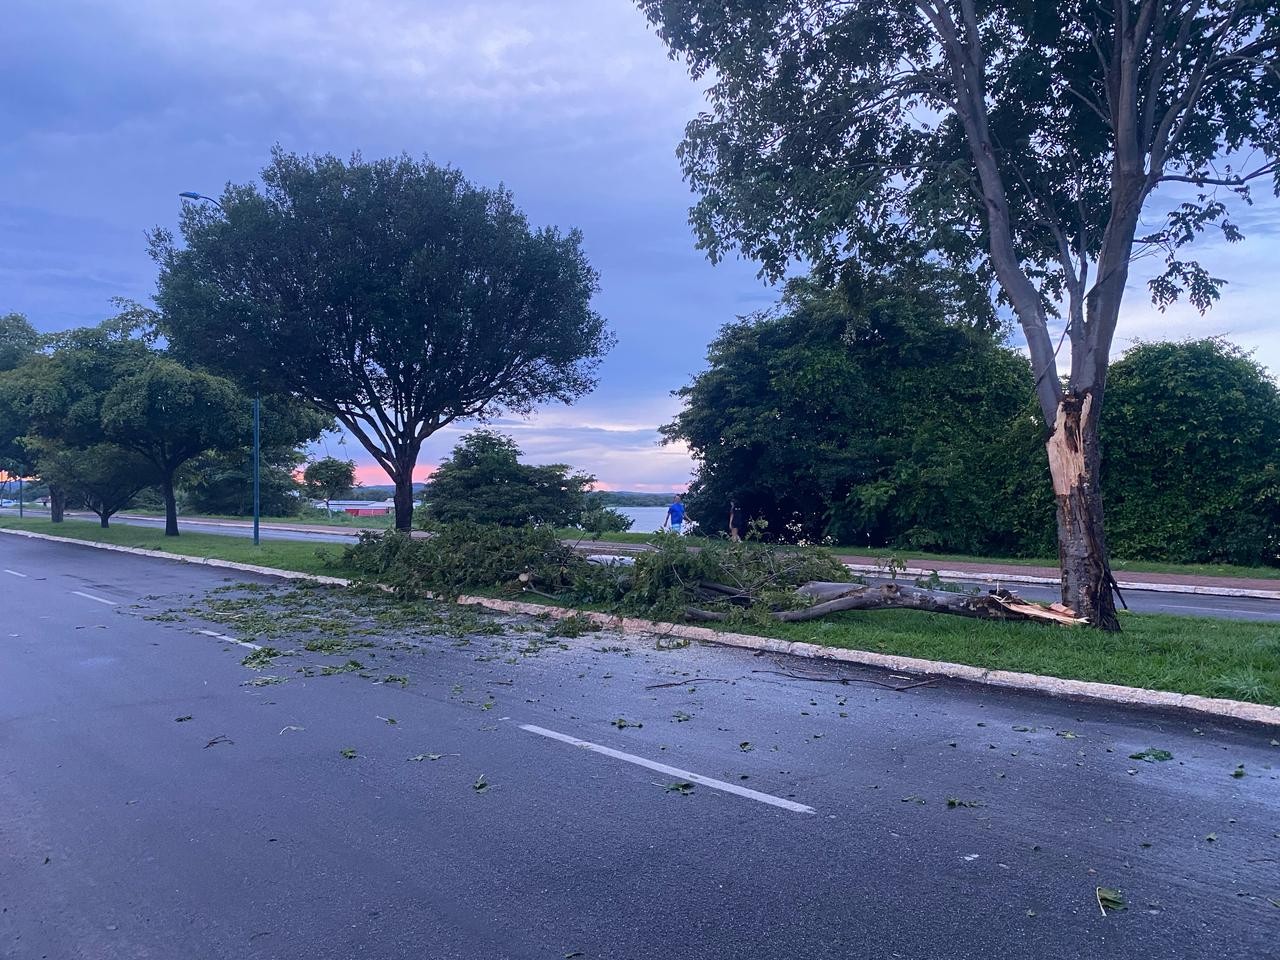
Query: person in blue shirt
662,494,686,534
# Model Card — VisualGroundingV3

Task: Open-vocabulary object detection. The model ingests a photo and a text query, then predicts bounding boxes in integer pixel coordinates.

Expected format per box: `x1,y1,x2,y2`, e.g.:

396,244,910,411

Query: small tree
4,316,152,523
99,358,248,536
152,148,614,532
421,430,595,528
304,456,357,514
31,441,157,528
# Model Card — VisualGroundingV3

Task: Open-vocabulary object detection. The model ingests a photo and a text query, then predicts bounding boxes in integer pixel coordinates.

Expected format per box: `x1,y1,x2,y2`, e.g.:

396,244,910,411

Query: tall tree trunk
1046,391,1120,631
99,512,110,529
392,471,415,532
162,475,179,537
50,485,65,523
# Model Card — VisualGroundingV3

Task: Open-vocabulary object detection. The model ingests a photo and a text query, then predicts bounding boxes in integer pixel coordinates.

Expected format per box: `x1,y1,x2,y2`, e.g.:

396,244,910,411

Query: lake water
616,505,677,532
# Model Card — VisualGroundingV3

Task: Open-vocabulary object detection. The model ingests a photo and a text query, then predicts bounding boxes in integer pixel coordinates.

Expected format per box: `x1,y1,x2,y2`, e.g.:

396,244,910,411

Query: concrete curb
454,596,1280,727
4,526,1277,727
842,562,1280,601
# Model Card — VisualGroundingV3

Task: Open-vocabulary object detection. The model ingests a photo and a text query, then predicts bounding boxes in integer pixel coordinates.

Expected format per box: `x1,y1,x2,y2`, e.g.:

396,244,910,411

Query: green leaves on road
1096,887,1125,915
1128,748,1173,762
241,646,282,669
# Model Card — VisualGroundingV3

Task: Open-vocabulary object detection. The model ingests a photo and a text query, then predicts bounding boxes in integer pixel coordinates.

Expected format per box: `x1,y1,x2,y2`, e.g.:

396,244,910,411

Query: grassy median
555,529,1280,581
0,516,344,577
5,515,1278,706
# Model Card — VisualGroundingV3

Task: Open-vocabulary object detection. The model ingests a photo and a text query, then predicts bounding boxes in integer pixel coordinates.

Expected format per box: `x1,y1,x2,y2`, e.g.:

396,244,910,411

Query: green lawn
76,507,394,530
6,515,1278,706
0,516,345,577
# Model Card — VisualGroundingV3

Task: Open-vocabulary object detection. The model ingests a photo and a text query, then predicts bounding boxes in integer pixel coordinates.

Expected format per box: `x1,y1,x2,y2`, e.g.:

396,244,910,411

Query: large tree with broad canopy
150,149,614,531
636,0,1280,628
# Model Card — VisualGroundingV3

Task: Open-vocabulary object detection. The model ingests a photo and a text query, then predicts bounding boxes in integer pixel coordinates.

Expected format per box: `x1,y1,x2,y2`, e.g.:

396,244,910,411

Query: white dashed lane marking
520,723,815,814
196,629,261,651
71,590,116,606
4,569,27,577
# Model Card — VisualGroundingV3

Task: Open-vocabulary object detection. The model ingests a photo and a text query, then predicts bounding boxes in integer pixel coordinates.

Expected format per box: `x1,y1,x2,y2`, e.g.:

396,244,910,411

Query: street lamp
178,190,260,547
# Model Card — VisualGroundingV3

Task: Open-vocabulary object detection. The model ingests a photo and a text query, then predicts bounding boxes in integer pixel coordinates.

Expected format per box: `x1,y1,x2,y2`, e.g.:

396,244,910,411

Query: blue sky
3,1,1277,489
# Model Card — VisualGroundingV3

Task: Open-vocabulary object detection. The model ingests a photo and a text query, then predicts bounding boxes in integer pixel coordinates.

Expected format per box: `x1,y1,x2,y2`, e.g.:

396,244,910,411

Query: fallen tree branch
777,582,1085,624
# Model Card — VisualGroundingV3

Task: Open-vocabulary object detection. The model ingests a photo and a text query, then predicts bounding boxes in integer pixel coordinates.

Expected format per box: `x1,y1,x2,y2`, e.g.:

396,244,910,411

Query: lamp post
178,191,260,546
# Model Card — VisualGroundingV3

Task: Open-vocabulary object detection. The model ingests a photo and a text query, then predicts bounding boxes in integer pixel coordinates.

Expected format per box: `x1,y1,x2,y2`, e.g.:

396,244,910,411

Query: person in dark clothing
728,501,744,541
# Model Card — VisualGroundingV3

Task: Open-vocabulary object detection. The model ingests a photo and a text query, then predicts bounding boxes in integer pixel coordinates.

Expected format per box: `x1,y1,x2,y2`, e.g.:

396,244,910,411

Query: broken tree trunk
1046,391,1121,631
687,582,1086,626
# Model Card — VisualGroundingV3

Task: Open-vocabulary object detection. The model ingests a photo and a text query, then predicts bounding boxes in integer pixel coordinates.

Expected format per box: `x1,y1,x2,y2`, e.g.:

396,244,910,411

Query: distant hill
357,484,673,507
351,483,426,499
591,491,674,507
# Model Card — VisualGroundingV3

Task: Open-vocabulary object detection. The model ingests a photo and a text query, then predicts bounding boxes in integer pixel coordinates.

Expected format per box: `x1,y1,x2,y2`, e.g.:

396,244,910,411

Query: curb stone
4,526,1277,727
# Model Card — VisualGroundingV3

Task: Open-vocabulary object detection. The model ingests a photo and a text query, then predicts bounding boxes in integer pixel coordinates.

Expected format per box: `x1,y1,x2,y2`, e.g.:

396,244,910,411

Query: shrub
579,506,634,534
340,523,586,598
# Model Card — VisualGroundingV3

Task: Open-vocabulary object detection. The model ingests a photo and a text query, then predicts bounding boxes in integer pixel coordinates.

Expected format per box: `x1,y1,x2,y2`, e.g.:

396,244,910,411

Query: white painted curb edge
4,526,1277,727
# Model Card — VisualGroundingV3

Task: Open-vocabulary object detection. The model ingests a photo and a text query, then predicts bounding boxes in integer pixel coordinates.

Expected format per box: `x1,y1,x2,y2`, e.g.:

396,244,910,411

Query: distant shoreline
350,484,676,509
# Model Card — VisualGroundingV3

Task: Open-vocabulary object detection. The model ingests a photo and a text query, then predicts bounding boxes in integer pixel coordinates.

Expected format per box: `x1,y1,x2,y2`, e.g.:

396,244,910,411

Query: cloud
9,0,1277,499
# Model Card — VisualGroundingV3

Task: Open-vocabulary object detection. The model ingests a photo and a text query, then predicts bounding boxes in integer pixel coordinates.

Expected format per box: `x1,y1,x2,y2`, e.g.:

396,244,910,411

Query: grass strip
0,516,344,577
552,528,1280,581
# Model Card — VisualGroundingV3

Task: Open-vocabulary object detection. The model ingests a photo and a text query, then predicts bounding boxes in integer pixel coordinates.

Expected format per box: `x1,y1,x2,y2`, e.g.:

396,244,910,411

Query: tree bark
98,512,110,529
1046,391,1120,631
162,475,179,537
50,485,65,523
392,471,415,532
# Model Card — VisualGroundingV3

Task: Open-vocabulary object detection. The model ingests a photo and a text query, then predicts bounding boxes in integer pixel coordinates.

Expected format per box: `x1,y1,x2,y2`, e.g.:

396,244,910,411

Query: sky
3,1,1277,490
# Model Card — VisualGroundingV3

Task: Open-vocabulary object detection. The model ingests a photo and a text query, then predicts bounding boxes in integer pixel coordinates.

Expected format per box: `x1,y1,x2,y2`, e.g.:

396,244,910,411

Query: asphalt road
2,534,1278,959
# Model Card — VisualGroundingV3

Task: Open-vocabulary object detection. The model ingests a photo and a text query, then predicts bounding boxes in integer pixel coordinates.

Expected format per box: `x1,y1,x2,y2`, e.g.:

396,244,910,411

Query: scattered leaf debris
1129,748,1173,762
1096,887,1125,915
